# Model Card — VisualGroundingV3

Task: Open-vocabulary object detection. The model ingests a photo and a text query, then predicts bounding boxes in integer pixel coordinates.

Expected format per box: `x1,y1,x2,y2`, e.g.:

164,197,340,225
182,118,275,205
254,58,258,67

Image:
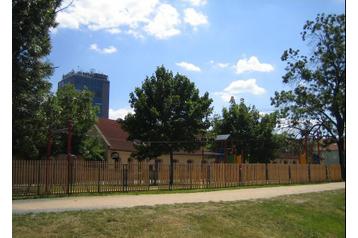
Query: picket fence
12,160,342,197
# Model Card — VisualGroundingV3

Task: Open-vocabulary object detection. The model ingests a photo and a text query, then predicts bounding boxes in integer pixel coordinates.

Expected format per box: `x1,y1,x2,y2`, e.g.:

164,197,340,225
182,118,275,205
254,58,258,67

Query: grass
13,189,345,238
13,182,320,200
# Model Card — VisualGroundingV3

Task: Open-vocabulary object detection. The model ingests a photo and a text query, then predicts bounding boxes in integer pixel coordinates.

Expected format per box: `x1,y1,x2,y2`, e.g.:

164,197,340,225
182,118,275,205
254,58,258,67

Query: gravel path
13,182,344,214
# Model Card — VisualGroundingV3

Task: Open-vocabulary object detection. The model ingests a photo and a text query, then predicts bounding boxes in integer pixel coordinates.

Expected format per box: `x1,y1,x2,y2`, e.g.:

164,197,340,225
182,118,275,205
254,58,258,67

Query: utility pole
67,119,73,195
67,119,73,161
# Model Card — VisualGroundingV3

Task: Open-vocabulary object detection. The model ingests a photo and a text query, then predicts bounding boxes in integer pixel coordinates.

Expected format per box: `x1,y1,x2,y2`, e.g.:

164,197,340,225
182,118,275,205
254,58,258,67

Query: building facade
58,71,110,118
90,118,217,168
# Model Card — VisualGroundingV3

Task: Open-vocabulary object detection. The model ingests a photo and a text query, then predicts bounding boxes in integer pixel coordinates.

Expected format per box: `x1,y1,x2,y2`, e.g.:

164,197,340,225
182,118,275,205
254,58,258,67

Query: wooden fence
12,160,342,198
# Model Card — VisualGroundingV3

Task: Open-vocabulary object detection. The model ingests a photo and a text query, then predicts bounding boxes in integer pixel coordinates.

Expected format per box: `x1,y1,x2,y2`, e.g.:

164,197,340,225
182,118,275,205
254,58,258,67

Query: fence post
37,160,41,195
288,165,291,184
97,162,101,193
67,159,70,195
325,165,329,182
265,163,269,184
189,164,192,189
239,164,242,186
207,164,211,188
123,164,128,192
308,164,311,183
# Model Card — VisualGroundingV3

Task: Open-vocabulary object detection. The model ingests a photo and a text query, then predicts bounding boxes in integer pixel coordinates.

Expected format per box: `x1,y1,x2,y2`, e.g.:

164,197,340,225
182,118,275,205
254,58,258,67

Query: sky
48,0,345,120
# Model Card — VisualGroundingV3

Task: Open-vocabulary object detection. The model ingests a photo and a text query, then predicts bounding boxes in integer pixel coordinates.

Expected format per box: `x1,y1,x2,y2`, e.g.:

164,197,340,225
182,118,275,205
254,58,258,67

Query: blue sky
48,0,345,119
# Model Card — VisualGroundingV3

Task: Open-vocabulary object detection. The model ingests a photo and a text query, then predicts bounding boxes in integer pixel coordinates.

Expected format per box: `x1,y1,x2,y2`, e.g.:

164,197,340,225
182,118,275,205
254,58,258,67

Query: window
111,152,120,162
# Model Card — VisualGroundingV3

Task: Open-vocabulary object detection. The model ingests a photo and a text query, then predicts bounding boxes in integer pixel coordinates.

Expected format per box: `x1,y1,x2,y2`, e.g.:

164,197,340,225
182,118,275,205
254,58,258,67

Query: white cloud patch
181,0,207,6
55,0,208,40
209,60,229,68
56,0,159,30
184,8,208,27
234,56,274,74
215,79,266,102
176,61,201,72
109,108,134,120
90,44,117,54
106,28,121,34
216,62,230,68
144,4,181,39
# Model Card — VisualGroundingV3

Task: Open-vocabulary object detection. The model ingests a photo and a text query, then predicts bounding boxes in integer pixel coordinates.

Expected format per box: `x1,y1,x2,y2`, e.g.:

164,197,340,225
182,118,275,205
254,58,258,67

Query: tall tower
58,70,110,118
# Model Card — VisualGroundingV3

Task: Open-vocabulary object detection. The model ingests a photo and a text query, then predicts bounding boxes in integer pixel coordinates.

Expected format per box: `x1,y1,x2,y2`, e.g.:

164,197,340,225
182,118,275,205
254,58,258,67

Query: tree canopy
43,84,99,157
212,98,278,163
13,0,62,158
123,66,213,163
271,13,345,179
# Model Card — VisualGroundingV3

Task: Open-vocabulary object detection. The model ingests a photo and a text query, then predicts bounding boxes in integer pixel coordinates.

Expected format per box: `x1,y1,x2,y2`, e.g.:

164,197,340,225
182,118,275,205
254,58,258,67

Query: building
90,118,217,167
58,70,110,118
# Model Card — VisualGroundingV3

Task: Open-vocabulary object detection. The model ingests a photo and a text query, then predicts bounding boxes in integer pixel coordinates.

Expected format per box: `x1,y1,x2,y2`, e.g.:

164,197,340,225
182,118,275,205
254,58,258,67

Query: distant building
88,118,217,166
58,70,110,118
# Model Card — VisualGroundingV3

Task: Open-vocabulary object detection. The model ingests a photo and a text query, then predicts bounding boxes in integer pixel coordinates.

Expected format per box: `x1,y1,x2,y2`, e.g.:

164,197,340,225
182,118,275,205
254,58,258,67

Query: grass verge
13,189,345,238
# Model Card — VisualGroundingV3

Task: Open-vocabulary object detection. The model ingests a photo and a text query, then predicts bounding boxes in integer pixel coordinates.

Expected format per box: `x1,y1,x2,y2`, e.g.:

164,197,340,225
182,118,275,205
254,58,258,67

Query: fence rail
12,160,342,198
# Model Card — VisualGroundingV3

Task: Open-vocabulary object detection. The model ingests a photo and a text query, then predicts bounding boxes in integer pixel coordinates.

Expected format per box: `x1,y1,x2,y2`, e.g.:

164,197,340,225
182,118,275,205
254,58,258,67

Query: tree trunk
169,149,174,190
337,137,345,181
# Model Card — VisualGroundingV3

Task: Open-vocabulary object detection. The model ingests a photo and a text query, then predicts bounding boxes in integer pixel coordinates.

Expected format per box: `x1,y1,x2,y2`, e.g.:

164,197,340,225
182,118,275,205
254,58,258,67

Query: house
271,153,300,164
315,143,340,165
92,118,217,166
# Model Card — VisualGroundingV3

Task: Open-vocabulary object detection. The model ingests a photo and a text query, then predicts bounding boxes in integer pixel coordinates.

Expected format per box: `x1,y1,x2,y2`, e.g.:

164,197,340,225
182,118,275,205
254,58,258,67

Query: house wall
105,149,214,167
320,151,340,165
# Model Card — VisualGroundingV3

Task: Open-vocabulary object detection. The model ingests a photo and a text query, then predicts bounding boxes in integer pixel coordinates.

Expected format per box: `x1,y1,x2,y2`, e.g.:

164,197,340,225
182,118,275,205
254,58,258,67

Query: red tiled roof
95,119,135,151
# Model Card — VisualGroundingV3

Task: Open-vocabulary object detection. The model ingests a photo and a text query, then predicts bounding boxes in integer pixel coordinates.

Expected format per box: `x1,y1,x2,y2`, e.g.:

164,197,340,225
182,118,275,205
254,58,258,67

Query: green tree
13,0,62,158
43,84,99,156
123,66,213,186
213,98,278,163
79,136,106,161
271,14,345,179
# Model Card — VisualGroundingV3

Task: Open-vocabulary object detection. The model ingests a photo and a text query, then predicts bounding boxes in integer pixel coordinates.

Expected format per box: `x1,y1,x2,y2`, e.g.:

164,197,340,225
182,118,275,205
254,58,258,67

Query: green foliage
79,136,106,161
43,84,99,155
123,66,213,160
271,13,345,177
13,0,62,158
212,98,278,163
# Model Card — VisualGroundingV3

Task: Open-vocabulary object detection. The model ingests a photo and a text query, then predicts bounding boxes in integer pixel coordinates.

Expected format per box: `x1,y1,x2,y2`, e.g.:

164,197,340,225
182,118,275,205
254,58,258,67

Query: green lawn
13,189,345,238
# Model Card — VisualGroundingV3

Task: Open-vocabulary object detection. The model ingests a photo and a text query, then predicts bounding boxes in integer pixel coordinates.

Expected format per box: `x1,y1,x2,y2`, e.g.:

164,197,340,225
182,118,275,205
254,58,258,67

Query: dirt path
13,182,344,214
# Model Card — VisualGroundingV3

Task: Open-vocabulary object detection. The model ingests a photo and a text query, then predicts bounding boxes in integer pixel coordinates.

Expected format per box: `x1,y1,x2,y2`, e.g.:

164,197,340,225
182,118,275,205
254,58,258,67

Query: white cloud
109,108,134,120
176,61,201,72
234,56,274,74
89,44,117,54
106,28,121,34
144,4,181,39
56,0,159,30
184,8,208,27
181,0,207,6
216,62,230,68
56,0,208,40
215,79,266,102
209,60,230,69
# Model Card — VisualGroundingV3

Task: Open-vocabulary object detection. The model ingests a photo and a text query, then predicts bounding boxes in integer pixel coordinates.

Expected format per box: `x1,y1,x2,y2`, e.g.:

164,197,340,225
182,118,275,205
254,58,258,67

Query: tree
271,14,345,179
213,98,278,163
43,84,99,156
79,136,106,161
123,66,213,187
13,0,62,158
